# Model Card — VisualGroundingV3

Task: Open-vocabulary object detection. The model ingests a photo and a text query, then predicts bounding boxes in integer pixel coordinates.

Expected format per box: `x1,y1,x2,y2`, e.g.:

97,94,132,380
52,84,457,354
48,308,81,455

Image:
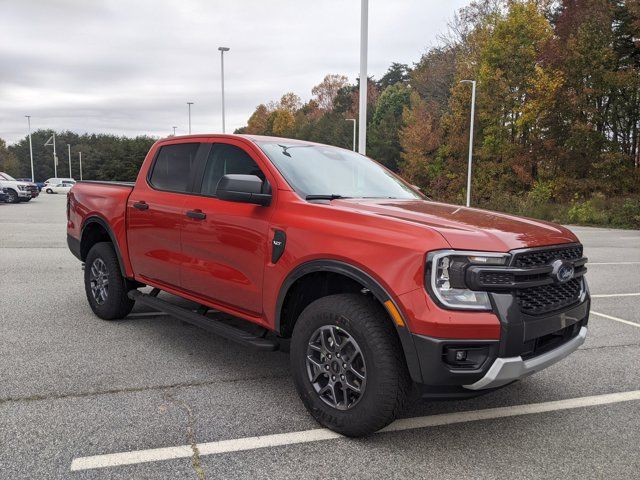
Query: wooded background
2,0,639,227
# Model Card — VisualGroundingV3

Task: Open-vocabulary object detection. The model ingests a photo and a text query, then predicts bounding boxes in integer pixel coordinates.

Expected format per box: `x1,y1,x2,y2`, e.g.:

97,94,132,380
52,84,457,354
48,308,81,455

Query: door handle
133,201,149,210
186,209,206,220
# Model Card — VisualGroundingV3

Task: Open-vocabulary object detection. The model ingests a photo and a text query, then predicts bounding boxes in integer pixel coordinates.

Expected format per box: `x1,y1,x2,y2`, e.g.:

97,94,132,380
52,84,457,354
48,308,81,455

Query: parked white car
44,177,75,186
45,182,74,194
0,172,38,203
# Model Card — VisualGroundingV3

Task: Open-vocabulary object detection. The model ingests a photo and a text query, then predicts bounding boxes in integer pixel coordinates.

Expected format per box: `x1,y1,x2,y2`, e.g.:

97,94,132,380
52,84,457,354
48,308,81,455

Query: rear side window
149,143,200,192
200,144,264,196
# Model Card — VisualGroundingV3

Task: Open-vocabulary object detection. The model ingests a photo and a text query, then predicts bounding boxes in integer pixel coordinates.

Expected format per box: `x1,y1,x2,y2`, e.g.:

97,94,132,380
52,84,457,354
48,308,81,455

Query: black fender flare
275,259,423,383
81,216,127,277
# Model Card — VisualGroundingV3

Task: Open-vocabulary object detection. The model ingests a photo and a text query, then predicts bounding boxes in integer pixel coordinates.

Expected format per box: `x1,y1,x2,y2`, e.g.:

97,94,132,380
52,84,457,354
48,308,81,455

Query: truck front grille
517,278,583,315
512,245,583,268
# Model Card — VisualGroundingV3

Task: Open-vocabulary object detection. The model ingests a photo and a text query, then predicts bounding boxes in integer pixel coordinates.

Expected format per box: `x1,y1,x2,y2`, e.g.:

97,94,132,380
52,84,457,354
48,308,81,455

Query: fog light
443,345,491,369
455,350,467,361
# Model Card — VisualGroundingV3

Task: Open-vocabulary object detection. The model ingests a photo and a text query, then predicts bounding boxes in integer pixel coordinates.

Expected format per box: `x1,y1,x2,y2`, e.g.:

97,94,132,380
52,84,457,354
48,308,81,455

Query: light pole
460,79,476,208
346,119,356,151
172,126,177,136
67,144,72,178
25,115,34,182
358,0,368,155
44,132,58,178
79,152,83,181
218,46,230,133
187,102,194,134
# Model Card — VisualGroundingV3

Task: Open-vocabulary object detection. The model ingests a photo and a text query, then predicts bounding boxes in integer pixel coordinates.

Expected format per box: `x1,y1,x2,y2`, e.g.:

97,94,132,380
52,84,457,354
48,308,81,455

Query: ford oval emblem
552,259,574,283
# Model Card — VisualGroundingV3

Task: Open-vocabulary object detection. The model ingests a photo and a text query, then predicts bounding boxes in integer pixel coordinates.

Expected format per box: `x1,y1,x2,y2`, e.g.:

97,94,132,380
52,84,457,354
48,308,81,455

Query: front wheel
84,242,135,320
46,188,53,194
6,189,19,203
290,294,410,437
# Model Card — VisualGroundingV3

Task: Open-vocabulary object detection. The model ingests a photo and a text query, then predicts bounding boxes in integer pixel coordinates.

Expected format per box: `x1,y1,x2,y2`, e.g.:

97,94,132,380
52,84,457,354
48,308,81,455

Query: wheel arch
276,259,423,383
275,260,393,333
80,216,126,277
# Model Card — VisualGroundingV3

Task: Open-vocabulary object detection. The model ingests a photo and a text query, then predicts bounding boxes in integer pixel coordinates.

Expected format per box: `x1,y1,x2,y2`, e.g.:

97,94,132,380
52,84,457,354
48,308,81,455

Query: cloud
0,0,469,143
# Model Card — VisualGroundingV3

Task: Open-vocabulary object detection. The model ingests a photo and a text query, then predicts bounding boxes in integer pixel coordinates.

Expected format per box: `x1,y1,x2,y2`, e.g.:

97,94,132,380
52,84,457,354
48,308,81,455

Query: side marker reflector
384,300,405,327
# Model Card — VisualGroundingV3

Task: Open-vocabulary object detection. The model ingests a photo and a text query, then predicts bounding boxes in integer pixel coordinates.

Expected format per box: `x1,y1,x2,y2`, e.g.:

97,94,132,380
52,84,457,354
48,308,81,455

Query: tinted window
200,144,264,196
149,143,200,192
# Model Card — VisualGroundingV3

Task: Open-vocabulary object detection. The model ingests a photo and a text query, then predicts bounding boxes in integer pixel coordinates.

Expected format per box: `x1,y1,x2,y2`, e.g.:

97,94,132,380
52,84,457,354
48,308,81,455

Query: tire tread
291,293,410,437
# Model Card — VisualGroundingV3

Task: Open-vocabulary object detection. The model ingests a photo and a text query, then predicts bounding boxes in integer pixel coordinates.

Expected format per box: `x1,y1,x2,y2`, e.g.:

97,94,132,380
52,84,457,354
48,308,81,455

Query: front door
180,140,273,315
127,142,202,288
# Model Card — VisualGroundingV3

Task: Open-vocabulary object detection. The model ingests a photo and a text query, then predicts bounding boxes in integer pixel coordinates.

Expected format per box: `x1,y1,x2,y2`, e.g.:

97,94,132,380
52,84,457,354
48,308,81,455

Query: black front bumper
403,286,590,398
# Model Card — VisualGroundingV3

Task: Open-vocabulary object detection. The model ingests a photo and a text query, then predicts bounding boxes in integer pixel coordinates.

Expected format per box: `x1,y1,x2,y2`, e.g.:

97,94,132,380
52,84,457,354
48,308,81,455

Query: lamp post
67,144,72,178
172,126,177,136
460,79,477,208
346,119,356,151
358,0,368,155
44,132,58,178
79,152,83,181
25,115,34,182
218,46,230,133
187,102,194,134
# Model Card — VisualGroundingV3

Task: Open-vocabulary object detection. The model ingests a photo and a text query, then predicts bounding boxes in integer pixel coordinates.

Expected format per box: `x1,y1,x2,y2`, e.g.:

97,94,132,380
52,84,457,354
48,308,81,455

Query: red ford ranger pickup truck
67,134,589,436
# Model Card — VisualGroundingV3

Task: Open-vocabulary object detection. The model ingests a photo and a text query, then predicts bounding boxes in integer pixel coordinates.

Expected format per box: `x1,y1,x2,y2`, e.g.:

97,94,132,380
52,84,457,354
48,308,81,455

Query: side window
149,143,200,192
200,144,265,196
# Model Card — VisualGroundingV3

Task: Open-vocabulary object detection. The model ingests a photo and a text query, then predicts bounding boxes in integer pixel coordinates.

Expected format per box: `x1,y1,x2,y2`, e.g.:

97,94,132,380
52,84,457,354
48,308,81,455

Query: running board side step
128,290,278,351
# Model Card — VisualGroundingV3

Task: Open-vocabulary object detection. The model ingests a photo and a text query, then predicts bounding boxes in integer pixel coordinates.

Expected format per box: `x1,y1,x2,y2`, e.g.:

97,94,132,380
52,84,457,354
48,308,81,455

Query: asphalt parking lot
1,194,639,479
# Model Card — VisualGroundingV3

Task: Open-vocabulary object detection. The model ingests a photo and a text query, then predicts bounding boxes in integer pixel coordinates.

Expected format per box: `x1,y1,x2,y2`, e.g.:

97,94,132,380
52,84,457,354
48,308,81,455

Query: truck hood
332,198,578,251
1,180,30,187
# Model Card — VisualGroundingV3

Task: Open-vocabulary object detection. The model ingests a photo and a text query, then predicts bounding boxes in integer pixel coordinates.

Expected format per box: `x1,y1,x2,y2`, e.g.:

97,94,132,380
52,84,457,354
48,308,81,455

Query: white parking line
70,390,640,472
591,311,640,328
588,262,640,265
591,293,640,298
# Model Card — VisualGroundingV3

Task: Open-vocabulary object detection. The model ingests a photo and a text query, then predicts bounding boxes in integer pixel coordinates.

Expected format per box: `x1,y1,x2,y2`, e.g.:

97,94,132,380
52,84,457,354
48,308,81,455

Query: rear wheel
290,293,410,437
84,242,135,320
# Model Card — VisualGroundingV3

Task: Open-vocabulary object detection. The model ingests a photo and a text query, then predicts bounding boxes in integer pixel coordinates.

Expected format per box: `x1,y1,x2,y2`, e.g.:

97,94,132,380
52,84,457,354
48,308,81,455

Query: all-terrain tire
290,293,410,437
84,242,135,320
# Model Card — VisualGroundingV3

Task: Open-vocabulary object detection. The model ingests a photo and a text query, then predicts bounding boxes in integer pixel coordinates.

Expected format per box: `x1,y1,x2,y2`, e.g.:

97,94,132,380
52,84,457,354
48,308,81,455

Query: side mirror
216,174,271,206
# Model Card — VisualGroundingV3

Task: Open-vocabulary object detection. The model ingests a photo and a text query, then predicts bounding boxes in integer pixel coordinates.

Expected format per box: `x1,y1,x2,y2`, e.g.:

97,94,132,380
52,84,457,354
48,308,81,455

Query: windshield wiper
305,194,350,201
278,144,311,157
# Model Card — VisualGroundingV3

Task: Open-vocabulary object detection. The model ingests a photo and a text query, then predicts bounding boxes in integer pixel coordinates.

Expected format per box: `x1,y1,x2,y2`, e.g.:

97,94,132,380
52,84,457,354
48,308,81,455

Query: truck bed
67,180,135,276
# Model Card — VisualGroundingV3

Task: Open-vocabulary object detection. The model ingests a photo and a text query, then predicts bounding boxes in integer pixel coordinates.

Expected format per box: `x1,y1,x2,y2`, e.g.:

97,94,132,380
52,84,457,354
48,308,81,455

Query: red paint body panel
178,137,278,316
68,134,581,341
67,182,135,277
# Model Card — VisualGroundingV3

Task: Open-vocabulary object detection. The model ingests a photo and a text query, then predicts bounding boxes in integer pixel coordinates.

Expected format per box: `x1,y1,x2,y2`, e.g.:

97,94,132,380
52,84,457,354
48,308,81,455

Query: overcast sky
0,0,470,144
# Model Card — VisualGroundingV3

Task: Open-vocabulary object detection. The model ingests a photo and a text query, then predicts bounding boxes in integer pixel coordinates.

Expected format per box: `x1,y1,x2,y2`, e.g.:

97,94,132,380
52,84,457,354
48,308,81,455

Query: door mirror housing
216,174,271,206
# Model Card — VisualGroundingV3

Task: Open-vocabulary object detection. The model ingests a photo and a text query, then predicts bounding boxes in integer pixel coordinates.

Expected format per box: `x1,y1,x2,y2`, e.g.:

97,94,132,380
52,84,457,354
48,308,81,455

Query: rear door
179,139,274,315
127,142,205,288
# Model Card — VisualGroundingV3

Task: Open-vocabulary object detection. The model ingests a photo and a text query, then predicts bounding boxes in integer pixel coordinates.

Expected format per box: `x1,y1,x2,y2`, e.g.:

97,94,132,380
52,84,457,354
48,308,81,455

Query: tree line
0,132,155,183
1,0,638,227
237,0,640,227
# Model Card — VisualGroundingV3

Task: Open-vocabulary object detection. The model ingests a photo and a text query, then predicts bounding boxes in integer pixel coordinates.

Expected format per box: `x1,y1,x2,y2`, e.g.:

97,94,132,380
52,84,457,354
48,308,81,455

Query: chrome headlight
427,250,510,310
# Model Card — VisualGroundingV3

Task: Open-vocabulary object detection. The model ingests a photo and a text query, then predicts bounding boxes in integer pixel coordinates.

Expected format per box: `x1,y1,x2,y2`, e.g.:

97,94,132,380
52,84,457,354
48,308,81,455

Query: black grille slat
512,245,583,268
479,272,515,285
517,278,582,315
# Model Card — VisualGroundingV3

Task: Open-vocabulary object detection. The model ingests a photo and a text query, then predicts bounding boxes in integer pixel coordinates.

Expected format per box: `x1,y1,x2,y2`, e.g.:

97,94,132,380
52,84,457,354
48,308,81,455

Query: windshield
257,142,422,200
0,173,16,181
